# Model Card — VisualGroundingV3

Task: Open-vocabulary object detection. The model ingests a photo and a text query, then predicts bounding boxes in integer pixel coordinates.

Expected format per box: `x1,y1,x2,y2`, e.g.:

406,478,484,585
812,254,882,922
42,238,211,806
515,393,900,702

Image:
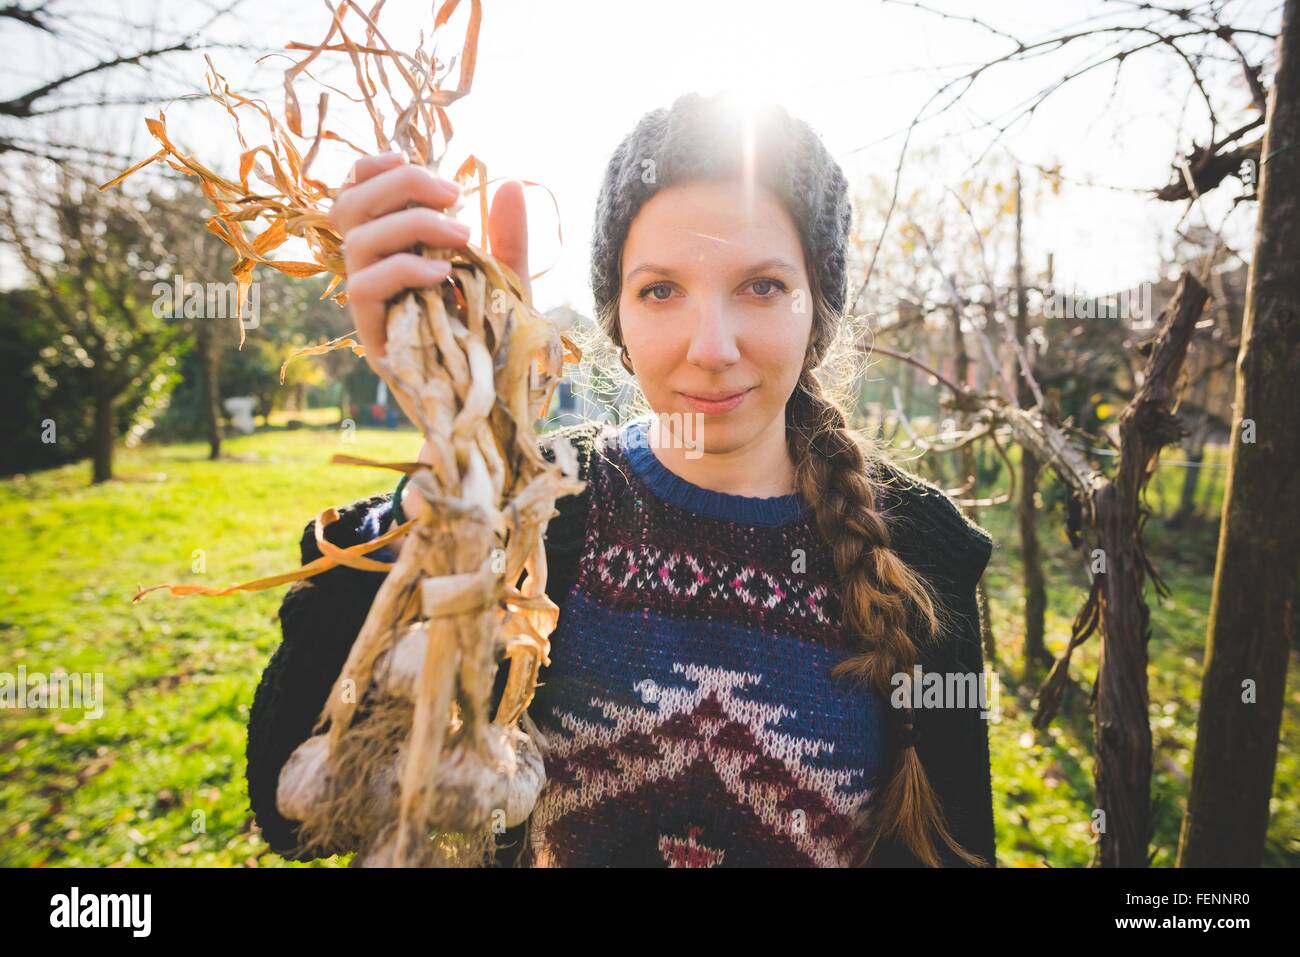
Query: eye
749,277,788,298
637,282,675,302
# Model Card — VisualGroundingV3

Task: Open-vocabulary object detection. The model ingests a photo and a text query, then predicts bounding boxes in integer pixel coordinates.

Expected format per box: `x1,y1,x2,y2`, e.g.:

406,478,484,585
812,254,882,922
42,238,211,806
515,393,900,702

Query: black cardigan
244,421,998,867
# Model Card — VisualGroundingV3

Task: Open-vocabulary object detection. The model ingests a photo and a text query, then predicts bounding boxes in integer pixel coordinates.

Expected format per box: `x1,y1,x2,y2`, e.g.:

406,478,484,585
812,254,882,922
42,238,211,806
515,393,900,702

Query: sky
2,0,1282,313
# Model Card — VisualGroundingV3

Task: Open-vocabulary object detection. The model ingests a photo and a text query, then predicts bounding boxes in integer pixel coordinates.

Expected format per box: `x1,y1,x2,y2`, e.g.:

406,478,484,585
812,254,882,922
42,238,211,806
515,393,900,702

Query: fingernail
451,220,472,239
428,258,451,272
437,176,462,195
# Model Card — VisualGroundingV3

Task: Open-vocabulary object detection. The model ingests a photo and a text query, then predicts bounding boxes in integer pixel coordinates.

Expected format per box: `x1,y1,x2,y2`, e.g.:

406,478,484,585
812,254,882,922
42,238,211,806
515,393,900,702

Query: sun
704,86,772,218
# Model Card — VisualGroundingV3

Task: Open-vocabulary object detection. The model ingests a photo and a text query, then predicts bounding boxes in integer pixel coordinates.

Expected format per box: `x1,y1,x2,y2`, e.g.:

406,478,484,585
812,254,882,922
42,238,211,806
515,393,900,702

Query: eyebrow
625,257,801,284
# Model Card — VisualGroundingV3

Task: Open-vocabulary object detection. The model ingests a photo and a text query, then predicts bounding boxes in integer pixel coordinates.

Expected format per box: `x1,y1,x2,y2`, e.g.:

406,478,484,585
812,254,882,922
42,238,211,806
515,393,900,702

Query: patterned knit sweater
245,415,997,867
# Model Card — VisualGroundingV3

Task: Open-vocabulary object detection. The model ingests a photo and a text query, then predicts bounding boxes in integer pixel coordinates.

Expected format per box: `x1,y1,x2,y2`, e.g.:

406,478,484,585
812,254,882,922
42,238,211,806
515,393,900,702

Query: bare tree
148,184,242,459
850,0,1287,867
1179,0,1300,867
0,0,254,163
1012,169,1050,676
0,166,185,482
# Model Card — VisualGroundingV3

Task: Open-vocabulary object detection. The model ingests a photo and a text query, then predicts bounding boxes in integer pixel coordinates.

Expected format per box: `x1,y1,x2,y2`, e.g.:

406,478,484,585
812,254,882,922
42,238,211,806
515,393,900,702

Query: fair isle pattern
523,421,890,867
575,426,849,645
591,537,838,637
525,590,887,867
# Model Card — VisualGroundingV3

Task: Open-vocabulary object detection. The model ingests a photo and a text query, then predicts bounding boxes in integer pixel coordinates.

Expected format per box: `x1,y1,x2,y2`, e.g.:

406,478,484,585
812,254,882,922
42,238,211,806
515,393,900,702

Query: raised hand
329,150,532,366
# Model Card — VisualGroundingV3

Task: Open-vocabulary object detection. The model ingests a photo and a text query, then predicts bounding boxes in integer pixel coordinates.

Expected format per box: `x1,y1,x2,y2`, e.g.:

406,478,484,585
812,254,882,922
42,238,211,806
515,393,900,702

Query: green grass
967,446,1299,867
0,425,1295,867
0,419,417,866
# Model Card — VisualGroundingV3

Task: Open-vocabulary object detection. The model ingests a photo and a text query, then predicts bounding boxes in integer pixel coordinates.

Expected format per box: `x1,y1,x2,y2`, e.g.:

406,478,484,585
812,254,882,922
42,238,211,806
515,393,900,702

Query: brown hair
589,231,988,868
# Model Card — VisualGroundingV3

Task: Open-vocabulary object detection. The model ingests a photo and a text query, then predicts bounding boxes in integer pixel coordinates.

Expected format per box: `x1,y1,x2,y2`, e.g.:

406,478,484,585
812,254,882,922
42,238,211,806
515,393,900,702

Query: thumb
487,179,531,302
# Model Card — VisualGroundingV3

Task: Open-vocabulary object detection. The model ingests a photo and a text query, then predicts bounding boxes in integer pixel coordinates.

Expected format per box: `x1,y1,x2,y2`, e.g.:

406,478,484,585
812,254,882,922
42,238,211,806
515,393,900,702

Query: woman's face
617,178,813,454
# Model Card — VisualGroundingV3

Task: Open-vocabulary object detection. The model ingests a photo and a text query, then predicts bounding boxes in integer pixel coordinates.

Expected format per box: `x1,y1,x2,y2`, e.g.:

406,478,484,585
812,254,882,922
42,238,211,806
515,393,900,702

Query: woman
245,92,996,868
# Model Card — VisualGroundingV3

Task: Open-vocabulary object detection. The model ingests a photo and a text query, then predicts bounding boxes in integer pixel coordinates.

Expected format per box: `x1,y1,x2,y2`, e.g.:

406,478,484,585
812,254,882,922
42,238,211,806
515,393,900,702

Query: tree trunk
1017,450,1049,671
91,390,114,484
1014,169,1050,673
197,320,222,460
1090,274,1208,866
951,310,996,666
1173,435,1205,524
1199,448,1222,517
1172,371,1211,525
966,432,998,669
1178,0,1300,867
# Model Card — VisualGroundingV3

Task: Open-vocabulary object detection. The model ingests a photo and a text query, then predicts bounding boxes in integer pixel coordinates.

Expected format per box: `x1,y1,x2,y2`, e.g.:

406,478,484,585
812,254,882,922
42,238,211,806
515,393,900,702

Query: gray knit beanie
589,91,853,328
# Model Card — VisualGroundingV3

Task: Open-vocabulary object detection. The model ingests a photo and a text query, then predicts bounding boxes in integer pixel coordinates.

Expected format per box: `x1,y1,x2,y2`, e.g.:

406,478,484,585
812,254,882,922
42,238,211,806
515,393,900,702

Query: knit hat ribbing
589,92,853,325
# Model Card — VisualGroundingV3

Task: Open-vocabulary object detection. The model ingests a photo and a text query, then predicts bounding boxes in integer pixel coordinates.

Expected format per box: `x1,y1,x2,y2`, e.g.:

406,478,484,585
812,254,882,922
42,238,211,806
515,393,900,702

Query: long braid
786,369,988,868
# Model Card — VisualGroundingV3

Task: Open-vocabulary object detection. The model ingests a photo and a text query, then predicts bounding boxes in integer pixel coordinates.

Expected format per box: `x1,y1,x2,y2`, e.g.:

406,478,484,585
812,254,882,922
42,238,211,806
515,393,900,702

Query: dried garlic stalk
106,0,586,866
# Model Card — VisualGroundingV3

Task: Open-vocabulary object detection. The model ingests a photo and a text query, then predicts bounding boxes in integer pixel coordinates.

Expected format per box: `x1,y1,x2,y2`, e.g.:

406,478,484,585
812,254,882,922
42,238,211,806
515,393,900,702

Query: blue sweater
244,415,997,867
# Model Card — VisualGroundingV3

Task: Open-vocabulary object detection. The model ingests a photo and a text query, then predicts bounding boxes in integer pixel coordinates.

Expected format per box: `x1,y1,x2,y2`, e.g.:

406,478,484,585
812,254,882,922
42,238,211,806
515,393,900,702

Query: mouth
678,387,755,415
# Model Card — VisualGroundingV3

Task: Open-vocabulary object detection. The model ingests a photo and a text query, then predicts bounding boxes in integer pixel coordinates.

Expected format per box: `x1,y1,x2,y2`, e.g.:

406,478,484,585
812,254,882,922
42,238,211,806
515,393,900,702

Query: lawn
1,423,1295,866
968,444,1298,867
0,419,418,867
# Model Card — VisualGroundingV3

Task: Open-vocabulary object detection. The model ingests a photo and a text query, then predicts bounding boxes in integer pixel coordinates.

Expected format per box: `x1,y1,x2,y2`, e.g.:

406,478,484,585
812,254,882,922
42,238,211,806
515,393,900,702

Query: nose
685,293,741,371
